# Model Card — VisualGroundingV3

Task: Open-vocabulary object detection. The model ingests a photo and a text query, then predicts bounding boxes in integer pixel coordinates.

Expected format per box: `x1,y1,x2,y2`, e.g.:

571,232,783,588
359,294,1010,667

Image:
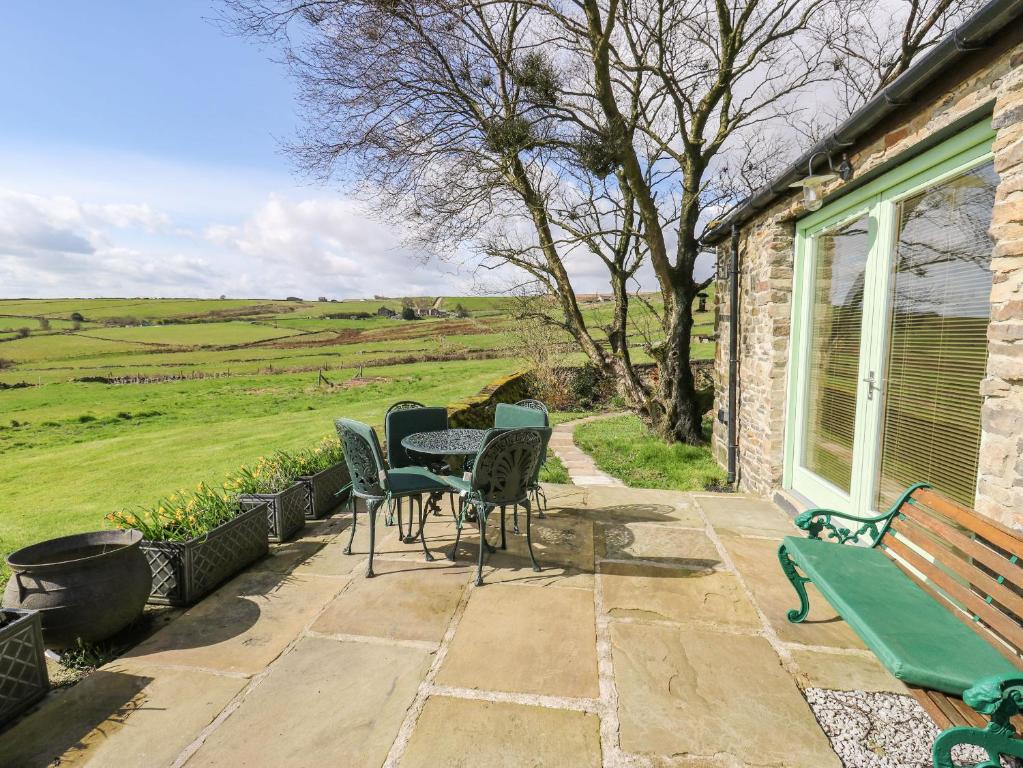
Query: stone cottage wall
714,36,1023,528
977,55,1023,529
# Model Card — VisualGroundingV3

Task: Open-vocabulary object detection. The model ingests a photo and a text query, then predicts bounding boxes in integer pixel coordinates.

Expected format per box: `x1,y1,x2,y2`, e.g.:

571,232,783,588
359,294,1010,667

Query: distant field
0,293,715,580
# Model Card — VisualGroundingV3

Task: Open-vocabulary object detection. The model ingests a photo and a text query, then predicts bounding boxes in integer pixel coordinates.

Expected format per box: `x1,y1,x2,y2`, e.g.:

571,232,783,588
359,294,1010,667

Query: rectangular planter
240,482,307,542
140,503,269,607
0,608,48,726
298,461,350,519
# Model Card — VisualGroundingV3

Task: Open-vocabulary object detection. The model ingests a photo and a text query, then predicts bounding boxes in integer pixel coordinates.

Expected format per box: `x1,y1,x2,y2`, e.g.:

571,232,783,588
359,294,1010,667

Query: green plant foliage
576,124,623,178
293,436,345,476
512,51,559,104
225,451,304,496
485,115,534,154
107,482,242,541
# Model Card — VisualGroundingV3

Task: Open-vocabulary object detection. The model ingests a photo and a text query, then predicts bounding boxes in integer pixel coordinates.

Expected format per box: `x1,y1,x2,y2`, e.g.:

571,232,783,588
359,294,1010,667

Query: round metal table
401,428,487,462
401,428,487,519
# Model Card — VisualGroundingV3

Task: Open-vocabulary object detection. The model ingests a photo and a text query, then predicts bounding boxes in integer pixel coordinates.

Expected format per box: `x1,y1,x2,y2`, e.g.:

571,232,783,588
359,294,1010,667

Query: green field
0,294,715,580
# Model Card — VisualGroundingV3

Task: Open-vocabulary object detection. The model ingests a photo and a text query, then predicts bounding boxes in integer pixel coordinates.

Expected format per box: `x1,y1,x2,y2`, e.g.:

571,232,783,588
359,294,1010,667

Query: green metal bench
778,483,1023,768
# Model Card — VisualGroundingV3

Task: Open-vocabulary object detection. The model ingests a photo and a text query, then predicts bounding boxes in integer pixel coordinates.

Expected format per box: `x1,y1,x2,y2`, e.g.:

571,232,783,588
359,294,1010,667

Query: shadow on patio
1,483,913,767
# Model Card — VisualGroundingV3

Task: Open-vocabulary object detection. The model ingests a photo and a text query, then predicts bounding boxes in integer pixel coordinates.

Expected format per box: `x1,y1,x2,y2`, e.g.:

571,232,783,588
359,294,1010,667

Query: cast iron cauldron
4,530,152,649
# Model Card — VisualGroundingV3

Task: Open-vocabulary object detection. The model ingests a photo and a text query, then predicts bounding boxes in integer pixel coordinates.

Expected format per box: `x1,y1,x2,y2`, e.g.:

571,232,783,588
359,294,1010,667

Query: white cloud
0,143,701,300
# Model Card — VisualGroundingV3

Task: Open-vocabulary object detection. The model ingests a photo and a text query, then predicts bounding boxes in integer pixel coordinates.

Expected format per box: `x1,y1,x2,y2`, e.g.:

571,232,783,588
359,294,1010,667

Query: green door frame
783,119,996,513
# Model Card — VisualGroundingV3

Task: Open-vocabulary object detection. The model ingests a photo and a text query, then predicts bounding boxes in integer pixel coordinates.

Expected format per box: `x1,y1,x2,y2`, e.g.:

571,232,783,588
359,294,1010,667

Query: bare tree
819,0,983,118
221,0,966,444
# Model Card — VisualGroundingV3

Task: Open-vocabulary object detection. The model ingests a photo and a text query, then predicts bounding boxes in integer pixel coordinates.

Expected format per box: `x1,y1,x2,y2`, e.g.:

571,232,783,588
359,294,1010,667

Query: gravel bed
805,688,1008,768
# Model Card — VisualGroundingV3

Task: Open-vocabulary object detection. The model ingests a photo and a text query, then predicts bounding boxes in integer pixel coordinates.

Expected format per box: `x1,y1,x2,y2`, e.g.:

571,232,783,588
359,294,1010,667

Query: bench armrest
964,674,1023,730
795,482,931,547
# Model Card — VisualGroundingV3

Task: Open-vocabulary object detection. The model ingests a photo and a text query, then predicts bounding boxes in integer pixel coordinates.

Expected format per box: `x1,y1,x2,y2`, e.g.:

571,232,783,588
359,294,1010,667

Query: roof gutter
702,0,1023,245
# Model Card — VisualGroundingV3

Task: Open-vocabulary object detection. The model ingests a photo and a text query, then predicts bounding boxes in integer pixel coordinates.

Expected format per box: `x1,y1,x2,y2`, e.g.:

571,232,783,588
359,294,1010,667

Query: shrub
400,305,417,321
77,414,97,423
0,358,13,370
16,327,30,338
224,451,304,496
108,483,241,541
38,317,50,331
69,312,84,322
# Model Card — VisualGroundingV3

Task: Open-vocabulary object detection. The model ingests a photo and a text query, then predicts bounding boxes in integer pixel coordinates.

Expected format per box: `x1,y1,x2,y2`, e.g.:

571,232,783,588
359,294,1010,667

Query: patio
2,484,904,767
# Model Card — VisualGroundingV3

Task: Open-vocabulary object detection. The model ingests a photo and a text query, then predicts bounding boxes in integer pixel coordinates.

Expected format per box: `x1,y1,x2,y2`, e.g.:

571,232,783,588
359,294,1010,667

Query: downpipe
726,223,740,486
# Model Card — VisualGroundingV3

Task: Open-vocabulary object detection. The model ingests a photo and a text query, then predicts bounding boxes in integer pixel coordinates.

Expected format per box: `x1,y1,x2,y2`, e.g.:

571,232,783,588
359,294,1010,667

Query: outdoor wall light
790,152,853,211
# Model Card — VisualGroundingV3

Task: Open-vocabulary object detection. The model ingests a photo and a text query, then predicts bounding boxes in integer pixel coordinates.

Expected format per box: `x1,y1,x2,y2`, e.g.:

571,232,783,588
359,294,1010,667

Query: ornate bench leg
932,724,1023,768
343,495,357,555
777,544,811,623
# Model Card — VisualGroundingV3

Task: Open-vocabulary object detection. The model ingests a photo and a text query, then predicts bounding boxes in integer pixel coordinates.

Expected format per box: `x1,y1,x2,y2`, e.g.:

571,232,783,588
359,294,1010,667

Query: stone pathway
2,486,910,767
551,413,625,486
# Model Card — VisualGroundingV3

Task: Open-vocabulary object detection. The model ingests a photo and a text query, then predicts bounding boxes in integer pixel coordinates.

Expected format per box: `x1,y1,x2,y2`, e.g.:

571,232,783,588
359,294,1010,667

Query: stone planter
0,609,48,726
239,483,307,542
298,461,350,519
140,503,269,607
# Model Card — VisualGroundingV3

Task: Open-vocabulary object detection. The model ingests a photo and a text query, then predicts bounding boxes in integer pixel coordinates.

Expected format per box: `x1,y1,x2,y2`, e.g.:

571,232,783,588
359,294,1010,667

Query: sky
0,3,500,299
0,3,715,300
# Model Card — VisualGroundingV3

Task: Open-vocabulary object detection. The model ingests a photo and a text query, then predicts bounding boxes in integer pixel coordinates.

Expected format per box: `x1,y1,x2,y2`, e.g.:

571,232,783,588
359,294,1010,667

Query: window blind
876,161,998,509
803,215,870,493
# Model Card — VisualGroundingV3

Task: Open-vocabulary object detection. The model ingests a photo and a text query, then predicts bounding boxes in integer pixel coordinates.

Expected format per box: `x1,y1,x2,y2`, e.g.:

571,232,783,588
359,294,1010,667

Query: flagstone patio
1,484,911,767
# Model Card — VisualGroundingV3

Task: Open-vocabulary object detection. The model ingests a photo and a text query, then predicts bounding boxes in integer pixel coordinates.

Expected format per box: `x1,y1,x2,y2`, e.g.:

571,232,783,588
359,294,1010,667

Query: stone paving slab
600,561,760,629
790,649,909,694
577,485,705,526
185,636,431,768
611,622,841,767
436,583,599,699
398,696,602,768
694,494,798,538
123,569,348,676
719,534,867,650
597,522,722,569
2,661,245,768
16,486,890,768
312,557,469,643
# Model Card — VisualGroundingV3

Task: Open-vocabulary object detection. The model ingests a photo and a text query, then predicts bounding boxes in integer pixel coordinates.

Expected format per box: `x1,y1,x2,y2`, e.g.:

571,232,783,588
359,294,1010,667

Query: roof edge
702,0,1023,245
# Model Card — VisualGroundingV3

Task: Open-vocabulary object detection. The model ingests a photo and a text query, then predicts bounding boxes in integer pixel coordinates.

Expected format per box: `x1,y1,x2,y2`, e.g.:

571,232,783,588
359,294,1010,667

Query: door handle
862,371,879,400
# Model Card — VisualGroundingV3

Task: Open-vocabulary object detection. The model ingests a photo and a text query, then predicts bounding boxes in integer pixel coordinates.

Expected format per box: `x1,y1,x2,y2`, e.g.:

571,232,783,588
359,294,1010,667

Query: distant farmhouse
376,306,398,318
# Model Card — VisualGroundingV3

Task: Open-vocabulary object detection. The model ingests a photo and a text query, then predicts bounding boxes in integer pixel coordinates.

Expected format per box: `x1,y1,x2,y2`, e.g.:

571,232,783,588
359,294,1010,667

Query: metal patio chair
384,406,449,538
495,402,551,518
385,400,425,415
442,427,549,586
514,398,549,415
335,418,448,577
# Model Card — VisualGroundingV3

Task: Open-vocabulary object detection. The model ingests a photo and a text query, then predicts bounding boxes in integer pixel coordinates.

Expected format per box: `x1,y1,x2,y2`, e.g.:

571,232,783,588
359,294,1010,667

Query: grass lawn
0,295,714,586
538,453,570,484
573,414,725,491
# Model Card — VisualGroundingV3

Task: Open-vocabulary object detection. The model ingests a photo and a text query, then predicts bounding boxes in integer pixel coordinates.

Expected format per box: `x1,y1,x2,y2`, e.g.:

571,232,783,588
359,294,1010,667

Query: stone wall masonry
977,51,1023,529
714,39,1023,527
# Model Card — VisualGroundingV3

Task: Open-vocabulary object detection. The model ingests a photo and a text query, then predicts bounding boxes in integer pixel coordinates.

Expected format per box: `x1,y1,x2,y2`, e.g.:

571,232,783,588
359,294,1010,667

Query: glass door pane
801,215,871,493
875,161,998,508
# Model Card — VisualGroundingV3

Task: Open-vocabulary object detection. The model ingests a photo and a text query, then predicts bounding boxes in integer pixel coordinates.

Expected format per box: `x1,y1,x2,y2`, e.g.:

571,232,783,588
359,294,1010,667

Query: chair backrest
385,406,448,468
529,426,553,487
470,427,545,506
386,400,425,415
881,486,1023,662
515,399,549,415
495,402,548,428
335,418,387,498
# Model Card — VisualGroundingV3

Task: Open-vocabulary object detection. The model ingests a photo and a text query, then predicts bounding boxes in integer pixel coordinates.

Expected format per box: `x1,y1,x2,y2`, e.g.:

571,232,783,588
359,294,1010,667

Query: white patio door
785,122,997,514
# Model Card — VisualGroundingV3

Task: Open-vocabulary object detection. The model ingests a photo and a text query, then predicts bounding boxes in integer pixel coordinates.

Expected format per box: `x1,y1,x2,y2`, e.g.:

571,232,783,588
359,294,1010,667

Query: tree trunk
651,286,704,444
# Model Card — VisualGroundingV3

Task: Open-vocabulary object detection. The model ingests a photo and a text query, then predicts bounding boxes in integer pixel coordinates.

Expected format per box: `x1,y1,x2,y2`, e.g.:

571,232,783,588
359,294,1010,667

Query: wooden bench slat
947,692,989,729
914,488,1023,560
895,508,1023,618
882,534,1023,654
911,687,953,729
